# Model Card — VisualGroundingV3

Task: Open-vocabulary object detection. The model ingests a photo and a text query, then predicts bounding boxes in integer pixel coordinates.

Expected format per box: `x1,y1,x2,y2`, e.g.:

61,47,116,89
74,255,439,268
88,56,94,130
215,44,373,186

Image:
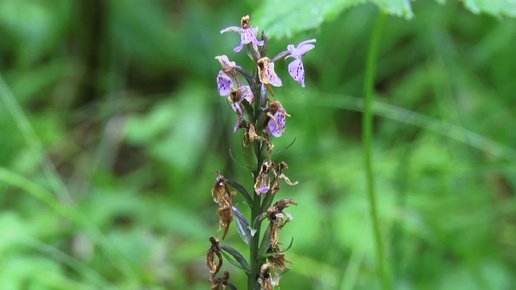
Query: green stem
248,184,262,290
363,11,391,290
249,87,264,289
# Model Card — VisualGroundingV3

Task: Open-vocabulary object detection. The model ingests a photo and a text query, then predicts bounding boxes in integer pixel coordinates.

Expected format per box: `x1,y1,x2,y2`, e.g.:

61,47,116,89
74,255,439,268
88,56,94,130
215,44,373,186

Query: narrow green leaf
232,205,252,245
259,237,295,258
226,178,254,207
272,137,296,155
220,244,251,273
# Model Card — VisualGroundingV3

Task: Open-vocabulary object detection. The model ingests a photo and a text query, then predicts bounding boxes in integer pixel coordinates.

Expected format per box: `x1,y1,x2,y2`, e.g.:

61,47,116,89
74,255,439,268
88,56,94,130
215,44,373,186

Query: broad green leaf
254,0,413,39
460,0,516,17
254,0,516,39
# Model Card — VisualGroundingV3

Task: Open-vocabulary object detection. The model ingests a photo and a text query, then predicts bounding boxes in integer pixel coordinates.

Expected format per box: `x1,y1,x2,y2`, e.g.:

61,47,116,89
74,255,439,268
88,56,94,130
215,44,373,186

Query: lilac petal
217,71,233,96
229,98,243,115
233,43,244,52
215,55,235,70
288,58,305,87
256,185,270,194
233,116,242,133
268,111,286,137
241,86,254,104
266,62,283,87
287,39,316,58
220,26,241,34
240,27,257,44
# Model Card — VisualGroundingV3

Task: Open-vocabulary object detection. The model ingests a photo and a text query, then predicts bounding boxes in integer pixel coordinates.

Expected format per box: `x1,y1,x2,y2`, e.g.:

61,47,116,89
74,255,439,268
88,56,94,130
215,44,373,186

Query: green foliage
1,0,516,289
255,0,516,39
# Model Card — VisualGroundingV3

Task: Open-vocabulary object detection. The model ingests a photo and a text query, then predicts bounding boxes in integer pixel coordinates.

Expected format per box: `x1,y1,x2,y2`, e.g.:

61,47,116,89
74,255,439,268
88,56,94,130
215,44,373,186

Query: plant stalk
363,10,391,290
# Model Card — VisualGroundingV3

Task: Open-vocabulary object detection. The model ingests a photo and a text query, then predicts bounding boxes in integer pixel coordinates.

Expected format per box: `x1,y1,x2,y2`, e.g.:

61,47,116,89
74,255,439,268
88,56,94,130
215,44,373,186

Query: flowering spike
211,14,315,289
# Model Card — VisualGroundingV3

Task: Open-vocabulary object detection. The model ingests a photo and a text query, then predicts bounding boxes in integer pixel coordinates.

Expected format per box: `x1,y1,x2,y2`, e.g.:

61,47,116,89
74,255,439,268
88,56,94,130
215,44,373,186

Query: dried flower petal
207,237,223,281
271,161,298,194
254,161,271,195
211,172,236,239
268,245,292,272
211,271,230,290
258,263,274,290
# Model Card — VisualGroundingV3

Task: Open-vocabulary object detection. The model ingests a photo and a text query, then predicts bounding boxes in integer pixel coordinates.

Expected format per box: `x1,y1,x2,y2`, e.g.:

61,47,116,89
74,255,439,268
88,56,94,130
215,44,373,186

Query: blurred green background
1,0,515,289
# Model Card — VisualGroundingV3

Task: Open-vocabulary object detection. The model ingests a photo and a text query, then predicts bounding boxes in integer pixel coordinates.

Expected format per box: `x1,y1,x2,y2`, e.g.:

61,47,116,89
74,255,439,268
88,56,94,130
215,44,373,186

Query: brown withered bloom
212,171,236,239
207,236,223,281
271,161,298,194
211,271,231,290
267,244,293,286
258,263,274,290
254,160,272,195
267,244,292,272
266,198,298,247
244,124,273,152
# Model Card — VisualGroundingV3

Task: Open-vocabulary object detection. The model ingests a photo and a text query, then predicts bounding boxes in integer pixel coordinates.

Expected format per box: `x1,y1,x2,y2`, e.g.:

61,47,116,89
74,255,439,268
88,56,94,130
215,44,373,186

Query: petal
233,43,244,52
217,71,233,96
220,26,241,34
287,39,316,58
255,185,270,195
240,27,257,44
241,86,254,104
266,62,283,87
215,55,235,70
229,99,243,115
233,116,242,133
288,59,305,87
268,112,286,137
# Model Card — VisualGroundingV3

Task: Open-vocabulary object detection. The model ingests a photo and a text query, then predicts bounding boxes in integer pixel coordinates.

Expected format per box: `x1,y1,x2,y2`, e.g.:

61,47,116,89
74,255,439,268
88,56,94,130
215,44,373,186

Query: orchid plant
207,15,315,290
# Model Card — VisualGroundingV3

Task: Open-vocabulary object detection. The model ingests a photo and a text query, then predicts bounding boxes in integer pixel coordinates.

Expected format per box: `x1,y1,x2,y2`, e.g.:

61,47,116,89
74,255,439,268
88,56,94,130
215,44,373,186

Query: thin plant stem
248,181,262,290
0,75,72,204
363,11,391,290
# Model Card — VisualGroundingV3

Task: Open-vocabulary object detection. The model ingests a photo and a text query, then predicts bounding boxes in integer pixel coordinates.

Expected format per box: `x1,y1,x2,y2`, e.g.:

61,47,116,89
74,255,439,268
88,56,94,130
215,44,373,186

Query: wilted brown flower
212,171,236,239
266,199,298,247
258,263,274,290
267,244,293,286
271,161,298,194
211,271,230,290
254,161,272,195
207,237,223,281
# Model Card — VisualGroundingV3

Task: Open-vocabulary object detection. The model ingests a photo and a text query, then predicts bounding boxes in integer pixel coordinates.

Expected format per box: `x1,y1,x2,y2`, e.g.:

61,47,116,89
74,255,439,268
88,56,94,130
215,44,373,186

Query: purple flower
215,55,236,96
220,15,264,53
228,86,254,133
228,86,254,116
267,111,286,137
286,39,316,87
265,100,289,137
257,57,282,87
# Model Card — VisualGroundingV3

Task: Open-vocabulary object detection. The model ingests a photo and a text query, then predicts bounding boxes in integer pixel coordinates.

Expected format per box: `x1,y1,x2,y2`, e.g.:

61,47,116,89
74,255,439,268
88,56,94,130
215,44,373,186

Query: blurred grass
0,0,515,289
